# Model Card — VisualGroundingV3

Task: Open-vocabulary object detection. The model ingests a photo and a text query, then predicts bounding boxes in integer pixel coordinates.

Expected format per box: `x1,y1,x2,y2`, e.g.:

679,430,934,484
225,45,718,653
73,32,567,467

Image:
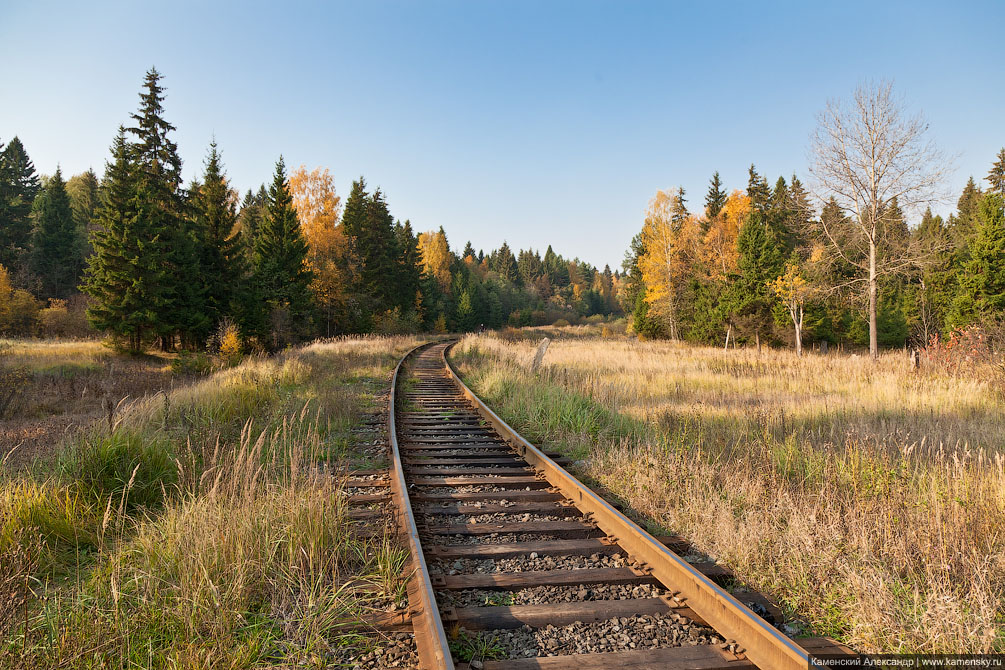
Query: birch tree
771,261,815,356
639,187,697,340
809,81,949,359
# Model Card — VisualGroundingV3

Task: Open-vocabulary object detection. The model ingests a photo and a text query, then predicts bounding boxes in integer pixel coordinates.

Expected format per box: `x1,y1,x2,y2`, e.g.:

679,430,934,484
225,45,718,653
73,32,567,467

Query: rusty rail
388,342,455,670
440,342,818,670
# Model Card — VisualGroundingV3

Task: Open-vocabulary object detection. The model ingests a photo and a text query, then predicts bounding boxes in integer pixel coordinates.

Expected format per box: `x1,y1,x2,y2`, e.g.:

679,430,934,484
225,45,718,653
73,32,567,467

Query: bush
171,351,215,376
552,318,571,327
207,318,244,367
38,297,94,338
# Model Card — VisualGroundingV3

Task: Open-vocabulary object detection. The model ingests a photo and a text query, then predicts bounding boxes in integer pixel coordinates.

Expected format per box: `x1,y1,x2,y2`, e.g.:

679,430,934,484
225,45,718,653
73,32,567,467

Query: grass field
1,335,422,668
451,328,1005,653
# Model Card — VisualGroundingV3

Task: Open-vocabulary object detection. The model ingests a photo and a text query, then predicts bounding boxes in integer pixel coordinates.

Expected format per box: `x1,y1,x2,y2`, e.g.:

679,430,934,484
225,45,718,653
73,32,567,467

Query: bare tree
809,81,950,359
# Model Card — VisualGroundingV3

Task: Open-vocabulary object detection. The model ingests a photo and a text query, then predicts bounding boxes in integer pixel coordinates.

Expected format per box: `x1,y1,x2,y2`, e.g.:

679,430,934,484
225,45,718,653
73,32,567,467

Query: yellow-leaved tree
417,229,452,293
771,261,816,356
288,166,348,335
701,190,748,281
639,188,700,339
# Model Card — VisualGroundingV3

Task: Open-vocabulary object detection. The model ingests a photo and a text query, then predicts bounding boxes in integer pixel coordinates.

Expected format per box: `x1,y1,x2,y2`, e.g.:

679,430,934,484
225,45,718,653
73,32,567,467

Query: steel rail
388,342,455,670
441,342,816,670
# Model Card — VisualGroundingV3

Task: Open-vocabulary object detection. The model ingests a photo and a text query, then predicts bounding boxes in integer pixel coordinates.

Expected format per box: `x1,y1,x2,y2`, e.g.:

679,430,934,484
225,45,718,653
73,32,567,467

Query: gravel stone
458,614,721,659
331,631,418,668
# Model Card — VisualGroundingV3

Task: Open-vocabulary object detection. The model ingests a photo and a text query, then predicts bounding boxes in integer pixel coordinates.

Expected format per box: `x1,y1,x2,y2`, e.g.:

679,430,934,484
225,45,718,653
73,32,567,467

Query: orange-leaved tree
288,166,348,335
701,190,748,282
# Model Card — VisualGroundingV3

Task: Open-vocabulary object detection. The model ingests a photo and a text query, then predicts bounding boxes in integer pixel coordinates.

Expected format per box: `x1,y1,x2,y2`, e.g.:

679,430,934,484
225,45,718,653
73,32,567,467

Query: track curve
388,340,852,670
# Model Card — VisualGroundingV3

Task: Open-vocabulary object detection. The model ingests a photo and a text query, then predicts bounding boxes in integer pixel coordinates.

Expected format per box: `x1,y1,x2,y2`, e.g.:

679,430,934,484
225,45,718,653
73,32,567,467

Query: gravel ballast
457,613,721,660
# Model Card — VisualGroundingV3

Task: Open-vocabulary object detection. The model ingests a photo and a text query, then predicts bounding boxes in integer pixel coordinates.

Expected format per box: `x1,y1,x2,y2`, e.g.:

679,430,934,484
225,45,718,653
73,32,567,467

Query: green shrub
64,431,177,510
171,351,215,376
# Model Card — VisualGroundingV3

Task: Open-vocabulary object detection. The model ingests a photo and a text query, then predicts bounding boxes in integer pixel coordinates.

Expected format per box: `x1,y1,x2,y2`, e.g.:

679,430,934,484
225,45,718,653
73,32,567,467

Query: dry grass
1,334,422,668
0,338,182,469
452,331,1005,653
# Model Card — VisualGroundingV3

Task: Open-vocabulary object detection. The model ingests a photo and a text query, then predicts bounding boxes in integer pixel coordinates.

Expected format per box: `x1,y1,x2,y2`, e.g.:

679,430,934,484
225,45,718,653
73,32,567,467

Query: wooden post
531,338,551,373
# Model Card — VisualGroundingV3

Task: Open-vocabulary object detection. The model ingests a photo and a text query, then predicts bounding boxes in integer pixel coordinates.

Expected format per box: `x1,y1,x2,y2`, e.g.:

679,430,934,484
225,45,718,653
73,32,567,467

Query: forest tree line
0,69,621,351
623,83,1005,358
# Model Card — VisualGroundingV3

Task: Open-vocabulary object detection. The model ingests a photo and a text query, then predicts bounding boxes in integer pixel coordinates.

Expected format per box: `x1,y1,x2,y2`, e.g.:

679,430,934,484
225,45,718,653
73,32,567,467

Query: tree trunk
724,324,732,351
869,240,879,360
794,305,803,357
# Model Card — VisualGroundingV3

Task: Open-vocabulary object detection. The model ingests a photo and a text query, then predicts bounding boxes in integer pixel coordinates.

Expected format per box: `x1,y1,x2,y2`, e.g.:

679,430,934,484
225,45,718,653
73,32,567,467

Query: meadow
0,335,421,668
451,328,1005,653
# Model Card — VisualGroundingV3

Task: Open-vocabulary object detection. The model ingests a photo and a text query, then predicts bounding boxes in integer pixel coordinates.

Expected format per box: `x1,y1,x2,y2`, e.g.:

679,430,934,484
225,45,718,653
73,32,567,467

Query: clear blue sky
1,1,1002,269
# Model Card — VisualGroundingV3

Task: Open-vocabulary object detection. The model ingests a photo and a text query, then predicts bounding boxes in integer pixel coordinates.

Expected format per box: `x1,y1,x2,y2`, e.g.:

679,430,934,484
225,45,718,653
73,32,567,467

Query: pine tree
30,168,79,299
192,141,243,330
252,156,314,346
0,136,41,271
462,241,476,259
705,171,727,221
987,148,1005,197
83,129,166,351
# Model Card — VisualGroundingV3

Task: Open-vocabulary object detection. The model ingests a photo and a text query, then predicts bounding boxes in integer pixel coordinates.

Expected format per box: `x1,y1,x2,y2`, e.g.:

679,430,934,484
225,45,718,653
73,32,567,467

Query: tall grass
452,333,1005,653
0,335,421,668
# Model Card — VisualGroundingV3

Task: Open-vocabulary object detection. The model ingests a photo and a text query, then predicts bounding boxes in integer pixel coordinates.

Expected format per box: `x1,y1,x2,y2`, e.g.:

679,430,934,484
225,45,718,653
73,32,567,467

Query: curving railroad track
375,341,853,670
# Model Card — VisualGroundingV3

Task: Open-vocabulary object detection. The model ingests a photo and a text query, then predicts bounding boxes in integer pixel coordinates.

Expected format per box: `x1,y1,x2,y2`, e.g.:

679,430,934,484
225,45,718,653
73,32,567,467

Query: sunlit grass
452,332,1005,653
1,334,422,668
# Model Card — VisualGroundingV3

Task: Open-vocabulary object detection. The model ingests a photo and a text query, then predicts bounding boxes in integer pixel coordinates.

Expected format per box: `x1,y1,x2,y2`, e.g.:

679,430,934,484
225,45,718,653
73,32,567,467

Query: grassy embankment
451,328,1005,653
1,335,422,668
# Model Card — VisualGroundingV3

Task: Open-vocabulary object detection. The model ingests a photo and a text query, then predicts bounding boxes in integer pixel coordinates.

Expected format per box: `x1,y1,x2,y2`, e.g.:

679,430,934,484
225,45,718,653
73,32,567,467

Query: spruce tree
83,129,166,351
950,193,1005,326
192,142,243,330
238,185,267,253
395,219,422,313
987,148,1005,197
127,67,205,347
0,136,41,270
340,178,401,318
705,171,727,220
67,169,100,261
746,164,771,215
30,167,79,299
462,241,476,259
252,157,314,346
494,241,518,283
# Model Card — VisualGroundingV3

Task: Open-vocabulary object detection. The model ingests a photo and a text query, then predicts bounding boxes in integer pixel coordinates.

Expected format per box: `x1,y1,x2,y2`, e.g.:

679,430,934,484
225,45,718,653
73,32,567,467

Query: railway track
379,340,852,670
